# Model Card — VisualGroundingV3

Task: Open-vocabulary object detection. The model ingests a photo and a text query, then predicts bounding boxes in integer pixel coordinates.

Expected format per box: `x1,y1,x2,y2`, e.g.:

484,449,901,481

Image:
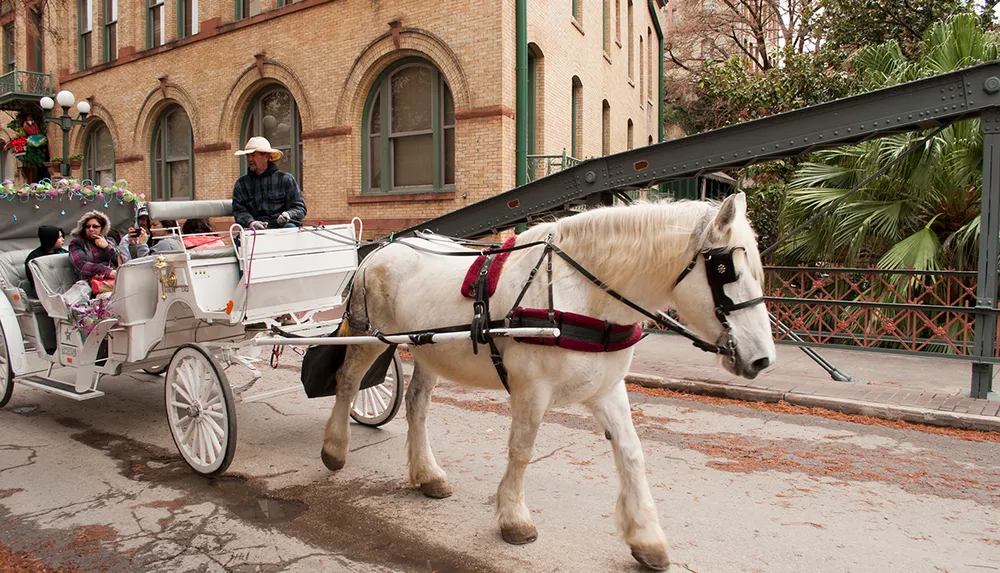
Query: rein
392,230,764,358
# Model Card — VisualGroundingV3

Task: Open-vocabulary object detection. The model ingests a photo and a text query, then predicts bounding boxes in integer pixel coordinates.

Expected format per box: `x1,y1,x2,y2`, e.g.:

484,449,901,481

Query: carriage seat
147,199,233,221
29,253,84,320
0,248,47,312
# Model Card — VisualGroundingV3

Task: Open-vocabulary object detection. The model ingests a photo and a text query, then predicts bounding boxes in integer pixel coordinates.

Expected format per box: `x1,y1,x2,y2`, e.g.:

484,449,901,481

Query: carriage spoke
188,423,205,464
170,401,190,410
203,408,225,421
171,381,194,405
202,422,217,465
204,414,225,439
372,387,388,412
362,389,372,416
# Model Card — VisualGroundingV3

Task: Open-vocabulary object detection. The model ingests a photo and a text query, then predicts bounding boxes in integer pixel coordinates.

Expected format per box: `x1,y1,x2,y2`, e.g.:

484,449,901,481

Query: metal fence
0,70,52,97
653,266,1000,362
526,151,581,182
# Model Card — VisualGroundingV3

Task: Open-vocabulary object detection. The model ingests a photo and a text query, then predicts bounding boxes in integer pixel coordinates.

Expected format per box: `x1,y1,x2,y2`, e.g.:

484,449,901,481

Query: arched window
84,122,115,185
363,58,455,193
151,105,194,200
241,85,302,182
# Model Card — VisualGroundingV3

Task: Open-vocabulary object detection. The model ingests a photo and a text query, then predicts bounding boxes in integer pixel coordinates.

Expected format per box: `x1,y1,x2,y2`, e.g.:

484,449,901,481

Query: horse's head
669,192,776,379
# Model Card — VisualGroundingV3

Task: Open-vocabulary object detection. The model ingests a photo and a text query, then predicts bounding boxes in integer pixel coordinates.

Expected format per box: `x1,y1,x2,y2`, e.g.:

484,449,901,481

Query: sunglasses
84,224,103,229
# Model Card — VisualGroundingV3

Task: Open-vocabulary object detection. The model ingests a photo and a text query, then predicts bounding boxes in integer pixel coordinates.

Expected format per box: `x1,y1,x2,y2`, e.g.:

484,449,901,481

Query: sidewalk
626,333,1000,433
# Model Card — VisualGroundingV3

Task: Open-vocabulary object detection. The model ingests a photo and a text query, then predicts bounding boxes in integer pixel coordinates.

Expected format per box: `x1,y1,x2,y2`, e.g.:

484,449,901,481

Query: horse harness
359,226,761,391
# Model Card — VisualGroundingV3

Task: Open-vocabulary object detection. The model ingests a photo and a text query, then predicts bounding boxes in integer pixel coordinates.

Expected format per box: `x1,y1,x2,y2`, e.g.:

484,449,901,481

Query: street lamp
39,90,90,178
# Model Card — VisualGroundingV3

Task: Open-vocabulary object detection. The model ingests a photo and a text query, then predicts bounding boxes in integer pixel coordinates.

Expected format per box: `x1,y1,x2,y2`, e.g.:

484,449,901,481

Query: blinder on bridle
673,246,766,358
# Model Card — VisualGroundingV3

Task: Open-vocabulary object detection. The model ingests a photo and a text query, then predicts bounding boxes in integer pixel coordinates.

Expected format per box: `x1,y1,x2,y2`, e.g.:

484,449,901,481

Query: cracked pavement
0,357,998,572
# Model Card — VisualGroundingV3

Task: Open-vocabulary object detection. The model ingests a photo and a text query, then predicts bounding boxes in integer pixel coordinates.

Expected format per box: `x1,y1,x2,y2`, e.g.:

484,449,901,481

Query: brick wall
2,0,664,233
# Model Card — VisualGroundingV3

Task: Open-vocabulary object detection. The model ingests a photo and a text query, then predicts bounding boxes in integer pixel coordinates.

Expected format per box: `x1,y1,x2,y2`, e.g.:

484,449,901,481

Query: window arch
84,122,115,185
362,58,455,193
241,85,302,182
150,105,194,200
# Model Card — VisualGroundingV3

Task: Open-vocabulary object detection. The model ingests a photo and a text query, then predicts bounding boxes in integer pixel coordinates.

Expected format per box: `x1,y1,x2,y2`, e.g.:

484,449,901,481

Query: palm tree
777,14,998,272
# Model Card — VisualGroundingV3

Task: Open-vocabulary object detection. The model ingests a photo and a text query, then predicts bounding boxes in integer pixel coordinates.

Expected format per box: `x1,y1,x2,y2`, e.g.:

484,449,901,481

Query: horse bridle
670,246,766,358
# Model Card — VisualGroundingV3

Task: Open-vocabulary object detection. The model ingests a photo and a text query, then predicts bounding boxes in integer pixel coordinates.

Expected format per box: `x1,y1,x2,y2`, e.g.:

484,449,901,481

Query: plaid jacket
68,237,122,281
232,164,307,228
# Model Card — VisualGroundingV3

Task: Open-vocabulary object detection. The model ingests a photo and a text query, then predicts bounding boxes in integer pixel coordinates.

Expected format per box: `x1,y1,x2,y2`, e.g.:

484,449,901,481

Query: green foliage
817,0,974,55
20,145,46,168
779,13,998,270
681,48,855,133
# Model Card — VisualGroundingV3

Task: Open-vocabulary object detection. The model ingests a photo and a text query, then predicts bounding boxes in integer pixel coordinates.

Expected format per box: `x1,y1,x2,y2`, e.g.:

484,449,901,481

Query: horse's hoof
501,523,538,545
630,544,670,571
419,479,453,499
320,449,345,471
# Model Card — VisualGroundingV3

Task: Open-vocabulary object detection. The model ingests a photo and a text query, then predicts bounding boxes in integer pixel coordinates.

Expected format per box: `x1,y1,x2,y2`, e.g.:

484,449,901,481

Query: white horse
322,192,775,570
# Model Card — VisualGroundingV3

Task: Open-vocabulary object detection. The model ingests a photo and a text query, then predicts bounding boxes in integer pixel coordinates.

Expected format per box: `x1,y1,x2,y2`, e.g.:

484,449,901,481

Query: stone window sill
348,191,456,204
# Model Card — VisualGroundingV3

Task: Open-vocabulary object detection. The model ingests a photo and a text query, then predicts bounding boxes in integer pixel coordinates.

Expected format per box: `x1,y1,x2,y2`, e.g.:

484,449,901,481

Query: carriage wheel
165,345,238,476
0,321,13,408
350,350,404,427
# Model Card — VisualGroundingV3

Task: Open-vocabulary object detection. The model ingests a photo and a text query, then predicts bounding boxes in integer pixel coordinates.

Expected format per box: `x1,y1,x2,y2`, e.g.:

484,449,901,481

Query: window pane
108,23,116,60
169,160,190,200
154,158,163,198
166,110,191,160
97,168,114,186
392,133,433,187
183,0,192,36
152,7,162,45
444,127,454,185
390,66,432,133
369,93,380,135
82,32,92,68
96,127,114,169
261,90,292,147
369,135,381,189
248,0,261,16
443,84,454,127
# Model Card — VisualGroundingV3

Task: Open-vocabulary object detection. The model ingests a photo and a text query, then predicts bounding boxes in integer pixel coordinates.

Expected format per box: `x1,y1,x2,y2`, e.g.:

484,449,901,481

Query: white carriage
0,196,404,476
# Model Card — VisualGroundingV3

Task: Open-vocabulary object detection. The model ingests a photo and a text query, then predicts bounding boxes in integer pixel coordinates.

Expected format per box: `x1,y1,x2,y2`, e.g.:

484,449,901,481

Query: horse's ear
710,192,746,239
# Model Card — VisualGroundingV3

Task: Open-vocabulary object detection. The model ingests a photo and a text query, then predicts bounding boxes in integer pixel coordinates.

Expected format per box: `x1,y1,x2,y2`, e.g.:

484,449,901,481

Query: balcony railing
0,69,52,98
527,150,582,182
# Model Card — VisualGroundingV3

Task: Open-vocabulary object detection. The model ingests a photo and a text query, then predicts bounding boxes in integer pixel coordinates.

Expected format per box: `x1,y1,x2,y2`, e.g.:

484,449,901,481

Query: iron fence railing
527,150,581,182
0,69,52,97
651,266,1000,360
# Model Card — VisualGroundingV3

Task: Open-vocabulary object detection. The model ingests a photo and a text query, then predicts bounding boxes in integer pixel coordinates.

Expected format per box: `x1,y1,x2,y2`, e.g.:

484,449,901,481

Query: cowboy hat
234,136,283,161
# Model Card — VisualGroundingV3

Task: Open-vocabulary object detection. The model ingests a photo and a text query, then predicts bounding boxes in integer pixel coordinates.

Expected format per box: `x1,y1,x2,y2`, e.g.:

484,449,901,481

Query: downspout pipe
515,0,528,187
648,0,665,194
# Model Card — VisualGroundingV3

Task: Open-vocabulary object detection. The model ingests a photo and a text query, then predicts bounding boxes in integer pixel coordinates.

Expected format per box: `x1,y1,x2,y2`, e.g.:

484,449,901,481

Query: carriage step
17,376,104,401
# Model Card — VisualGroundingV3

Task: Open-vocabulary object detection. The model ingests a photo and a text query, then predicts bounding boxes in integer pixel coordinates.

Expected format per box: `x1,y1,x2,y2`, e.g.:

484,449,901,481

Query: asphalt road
1,356,998,573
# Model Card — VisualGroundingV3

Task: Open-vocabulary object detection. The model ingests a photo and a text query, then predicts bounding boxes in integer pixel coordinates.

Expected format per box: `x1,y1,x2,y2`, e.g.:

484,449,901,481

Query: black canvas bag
301,338,398,399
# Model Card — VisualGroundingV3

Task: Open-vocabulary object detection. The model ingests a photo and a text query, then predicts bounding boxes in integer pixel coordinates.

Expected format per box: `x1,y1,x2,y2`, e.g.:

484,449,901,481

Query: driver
232,136,306,230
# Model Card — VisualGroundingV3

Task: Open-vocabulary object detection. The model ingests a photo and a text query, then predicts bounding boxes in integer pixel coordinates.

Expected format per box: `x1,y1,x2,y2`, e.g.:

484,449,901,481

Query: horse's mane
517,198,762,299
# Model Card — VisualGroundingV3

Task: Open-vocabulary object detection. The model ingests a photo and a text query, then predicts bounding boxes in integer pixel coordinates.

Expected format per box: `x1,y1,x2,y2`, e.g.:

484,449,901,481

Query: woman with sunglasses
69,210,126,294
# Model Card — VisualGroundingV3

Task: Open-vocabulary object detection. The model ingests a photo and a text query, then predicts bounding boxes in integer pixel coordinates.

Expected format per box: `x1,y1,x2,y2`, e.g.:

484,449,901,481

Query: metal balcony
0,69,53,111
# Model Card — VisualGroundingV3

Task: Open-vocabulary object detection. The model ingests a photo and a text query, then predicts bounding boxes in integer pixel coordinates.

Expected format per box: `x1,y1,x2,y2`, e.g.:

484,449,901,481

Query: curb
625,373,1000,434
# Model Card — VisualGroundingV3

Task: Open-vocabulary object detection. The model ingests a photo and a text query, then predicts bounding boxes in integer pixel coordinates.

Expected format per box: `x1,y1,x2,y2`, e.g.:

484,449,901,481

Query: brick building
0,0,665,235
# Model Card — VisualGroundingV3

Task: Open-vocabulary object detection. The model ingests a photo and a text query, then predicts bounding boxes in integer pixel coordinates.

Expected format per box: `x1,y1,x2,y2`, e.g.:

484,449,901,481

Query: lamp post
39,90,90,178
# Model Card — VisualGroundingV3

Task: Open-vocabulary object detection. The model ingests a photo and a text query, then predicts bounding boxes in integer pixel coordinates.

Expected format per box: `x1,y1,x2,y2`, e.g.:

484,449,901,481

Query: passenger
181,219,225,250
68,210,123,293
24,225,66,297
232,136,306,230
121,205,151,259
122,213,183,259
